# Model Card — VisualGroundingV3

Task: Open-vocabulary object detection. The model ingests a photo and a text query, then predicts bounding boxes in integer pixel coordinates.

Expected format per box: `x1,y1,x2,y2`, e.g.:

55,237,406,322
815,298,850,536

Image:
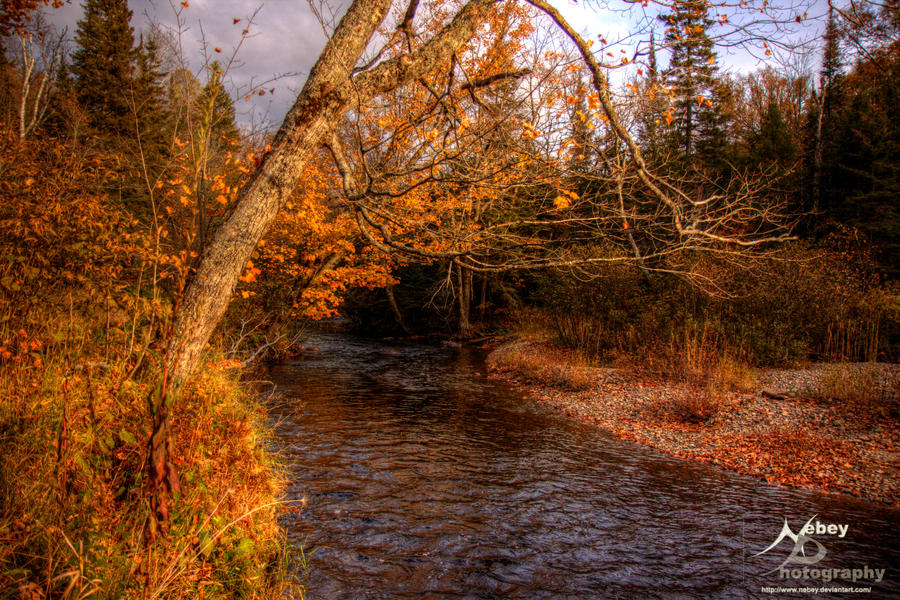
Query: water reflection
267,335,899,599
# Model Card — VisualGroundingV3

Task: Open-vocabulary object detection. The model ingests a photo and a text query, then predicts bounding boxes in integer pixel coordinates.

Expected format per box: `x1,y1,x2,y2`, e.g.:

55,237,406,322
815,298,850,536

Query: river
266,335,899,599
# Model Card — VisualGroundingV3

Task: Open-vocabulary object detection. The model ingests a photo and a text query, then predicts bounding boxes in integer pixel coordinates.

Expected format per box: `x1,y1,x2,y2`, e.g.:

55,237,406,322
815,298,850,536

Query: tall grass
0,321,301,598
486,341,597,391
817,363,900,423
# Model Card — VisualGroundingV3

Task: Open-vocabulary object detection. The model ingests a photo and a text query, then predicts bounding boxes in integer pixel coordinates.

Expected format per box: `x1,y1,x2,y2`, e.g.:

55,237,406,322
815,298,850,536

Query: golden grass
816,363,900,423
610,324,758,394
487,342,596,392
0,323,302,599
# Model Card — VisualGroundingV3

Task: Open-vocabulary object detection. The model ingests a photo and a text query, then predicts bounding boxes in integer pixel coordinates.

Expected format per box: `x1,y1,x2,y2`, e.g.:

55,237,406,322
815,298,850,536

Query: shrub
0,132,297,599
532,236,897,367
644,390,723,425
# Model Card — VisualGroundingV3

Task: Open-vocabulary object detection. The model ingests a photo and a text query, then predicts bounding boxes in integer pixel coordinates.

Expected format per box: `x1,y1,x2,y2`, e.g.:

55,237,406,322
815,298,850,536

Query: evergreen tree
829,49,900,278
199,62,239,147
637,30,670,166
746,99,797,171
70,0,136,136
42,55,76,135
805,3,900,278
133,33,168,158
812,6,845,214
658,0,728,168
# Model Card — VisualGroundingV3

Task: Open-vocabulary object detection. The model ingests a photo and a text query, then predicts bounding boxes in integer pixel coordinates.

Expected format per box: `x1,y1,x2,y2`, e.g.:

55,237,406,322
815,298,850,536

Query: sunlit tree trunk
165,0,491,382
150,0,394,533
164,0,394,384
150,0,493,530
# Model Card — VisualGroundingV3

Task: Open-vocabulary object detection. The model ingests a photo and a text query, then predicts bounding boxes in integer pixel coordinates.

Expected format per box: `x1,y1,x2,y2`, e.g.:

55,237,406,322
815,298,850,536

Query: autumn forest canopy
0,0,898,596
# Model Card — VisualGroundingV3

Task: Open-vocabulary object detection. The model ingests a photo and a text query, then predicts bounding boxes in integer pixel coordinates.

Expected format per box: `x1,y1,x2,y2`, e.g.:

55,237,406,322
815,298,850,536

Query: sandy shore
486,339,900,505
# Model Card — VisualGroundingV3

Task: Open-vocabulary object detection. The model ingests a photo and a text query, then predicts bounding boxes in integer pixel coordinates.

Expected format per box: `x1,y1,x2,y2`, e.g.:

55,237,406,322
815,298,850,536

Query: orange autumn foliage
0,128,152,328
244,154,398,320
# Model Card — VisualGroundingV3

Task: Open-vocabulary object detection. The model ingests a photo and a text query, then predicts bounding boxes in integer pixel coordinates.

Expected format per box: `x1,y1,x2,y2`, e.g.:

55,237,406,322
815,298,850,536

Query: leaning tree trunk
165,0,394,385
149,0,494,531
149,0,394,534
165,0,492,382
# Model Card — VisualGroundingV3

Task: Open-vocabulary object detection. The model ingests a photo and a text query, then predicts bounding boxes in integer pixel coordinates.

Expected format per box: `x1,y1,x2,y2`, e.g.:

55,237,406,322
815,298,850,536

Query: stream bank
486,338,900,505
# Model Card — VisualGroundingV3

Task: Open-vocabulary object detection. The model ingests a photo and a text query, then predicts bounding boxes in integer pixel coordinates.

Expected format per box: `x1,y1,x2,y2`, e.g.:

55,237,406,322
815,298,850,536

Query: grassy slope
0,336,298,599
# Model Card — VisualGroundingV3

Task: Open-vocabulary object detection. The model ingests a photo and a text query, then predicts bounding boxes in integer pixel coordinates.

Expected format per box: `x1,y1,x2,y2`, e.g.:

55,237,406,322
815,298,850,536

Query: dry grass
497,307,554,342
0,323,301,599
816,363,900,422
615,325,758,393
710,356,758,393
487,342,596,392
642,389,725,425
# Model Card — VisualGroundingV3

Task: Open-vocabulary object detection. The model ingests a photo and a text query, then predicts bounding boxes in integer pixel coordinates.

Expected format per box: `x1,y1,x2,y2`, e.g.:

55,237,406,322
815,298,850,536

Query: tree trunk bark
165,0,395,384
478,274,487,321
457,263,474,339
813,86,827,217
150,0,493,528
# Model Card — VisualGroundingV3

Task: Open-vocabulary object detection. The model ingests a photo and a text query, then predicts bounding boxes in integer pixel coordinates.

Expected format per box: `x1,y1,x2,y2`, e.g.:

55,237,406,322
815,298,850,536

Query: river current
266,335,899,599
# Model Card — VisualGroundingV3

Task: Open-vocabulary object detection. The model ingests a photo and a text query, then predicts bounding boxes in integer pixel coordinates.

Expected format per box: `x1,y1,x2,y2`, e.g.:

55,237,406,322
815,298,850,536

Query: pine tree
658,0,727,167
812,6,844,215
747,99,797,170
199,62,240,148
828,46,900,278
637,30,670,166
70,0,136,136
133,34,169,159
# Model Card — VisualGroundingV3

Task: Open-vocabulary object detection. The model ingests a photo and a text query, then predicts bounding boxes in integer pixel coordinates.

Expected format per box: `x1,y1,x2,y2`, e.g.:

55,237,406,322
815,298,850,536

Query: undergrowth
642,390,725,425
0,324,301,599
0,129,303,598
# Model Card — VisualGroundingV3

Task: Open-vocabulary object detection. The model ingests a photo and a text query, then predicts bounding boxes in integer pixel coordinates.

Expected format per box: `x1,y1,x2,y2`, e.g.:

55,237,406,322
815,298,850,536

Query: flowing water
266,335,899,599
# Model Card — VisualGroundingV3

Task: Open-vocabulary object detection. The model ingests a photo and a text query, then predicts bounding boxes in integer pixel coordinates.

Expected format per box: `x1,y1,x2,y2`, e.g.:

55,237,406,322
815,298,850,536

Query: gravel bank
486,340,900,505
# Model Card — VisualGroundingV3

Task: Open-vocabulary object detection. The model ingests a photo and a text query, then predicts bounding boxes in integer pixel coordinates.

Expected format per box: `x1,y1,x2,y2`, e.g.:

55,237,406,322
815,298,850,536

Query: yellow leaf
553,195,571,210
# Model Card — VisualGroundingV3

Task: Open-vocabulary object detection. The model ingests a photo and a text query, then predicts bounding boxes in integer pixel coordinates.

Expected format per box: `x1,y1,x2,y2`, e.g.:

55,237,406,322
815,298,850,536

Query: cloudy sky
44,0,821,130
